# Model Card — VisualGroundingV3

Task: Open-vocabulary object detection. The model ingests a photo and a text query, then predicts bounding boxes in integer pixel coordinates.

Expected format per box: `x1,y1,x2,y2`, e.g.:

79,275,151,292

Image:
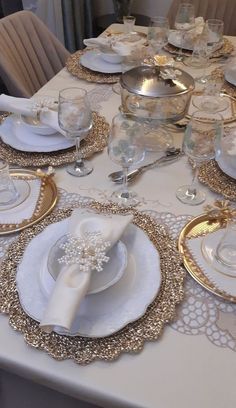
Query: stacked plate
16,218,162,338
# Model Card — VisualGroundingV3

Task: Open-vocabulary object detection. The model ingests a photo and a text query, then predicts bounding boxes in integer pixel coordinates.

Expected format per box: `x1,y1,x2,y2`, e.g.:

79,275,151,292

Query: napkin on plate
83,37,111,52
39,209,133,333
0,94,36,117
186,232,236,297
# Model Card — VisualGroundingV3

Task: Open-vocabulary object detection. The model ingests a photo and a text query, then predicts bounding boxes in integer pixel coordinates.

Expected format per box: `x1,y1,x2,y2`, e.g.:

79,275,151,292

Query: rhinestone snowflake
58,231,110,273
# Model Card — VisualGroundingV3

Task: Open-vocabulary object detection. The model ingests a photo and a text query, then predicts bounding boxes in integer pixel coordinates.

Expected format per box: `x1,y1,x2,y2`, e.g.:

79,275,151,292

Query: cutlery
108,147,182,183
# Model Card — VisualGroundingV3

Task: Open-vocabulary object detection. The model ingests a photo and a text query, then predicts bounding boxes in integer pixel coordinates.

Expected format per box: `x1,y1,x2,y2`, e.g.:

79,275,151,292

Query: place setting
164,7,234,61
0,198,185,363
0,92,109,168
66,28,147,84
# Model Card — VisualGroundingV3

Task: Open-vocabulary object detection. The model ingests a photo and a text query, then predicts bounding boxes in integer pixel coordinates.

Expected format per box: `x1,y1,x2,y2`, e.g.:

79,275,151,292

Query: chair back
0,10,70,97
167,0,236,35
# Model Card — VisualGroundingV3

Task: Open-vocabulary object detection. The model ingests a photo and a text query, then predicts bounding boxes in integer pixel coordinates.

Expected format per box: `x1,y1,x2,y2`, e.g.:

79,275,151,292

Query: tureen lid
120,66,195,97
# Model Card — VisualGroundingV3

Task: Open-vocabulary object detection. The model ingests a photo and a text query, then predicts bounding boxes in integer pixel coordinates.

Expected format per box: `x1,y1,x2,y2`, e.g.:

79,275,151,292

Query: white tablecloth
1,25,236,408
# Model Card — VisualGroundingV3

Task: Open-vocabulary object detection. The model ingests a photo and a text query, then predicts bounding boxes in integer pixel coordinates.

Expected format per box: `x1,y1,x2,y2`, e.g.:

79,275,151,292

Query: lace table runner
1,189,236,354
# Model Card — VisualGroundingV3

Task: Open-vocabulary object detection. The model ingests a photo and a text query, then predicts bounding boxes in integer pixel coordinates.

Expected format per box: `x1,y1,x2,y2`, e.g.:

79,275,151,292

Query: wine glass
58,87,93,177
147,16,169,55
176,111,223,205
108,113,145,206
174,3,195,61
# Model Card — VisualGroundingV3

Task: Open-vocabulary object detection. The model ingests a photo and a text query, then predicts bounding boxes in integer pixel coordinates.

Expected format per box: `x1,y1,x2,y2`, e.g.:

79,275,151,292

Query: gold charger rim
66,50,120,84
186,91,236,124
0,201,186,364
0,112,109,167
197,159,236,201
0,169,58,235
164,37,234,58
178,213,236,303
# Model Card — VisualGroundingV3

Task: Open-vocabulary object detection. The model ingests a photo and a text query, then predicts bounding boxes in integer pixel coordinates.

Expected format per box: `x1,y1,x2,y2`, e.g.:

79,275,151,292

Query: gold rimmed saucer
187,91,236,124
0,169,57,235
178,214,236,302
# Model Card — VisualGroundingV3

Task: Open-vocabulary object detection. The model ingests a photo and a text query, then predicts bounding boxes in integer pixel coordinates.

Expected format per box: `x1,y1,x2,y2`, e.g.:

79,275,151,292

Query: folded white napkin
40,209,133,333
83,37,111,52
186,232,236,297
84,33,146,57
0,94,36,117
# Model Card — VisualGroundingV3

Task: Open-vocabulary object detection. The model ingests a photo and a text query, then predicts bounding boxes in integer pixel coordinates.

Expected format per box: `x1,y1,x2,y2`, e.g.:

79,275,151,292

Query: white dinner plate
16,218,161,338
0,115,74,152
225,68,236,87
216,154,236,179
168,31,223,52
80,50,122,73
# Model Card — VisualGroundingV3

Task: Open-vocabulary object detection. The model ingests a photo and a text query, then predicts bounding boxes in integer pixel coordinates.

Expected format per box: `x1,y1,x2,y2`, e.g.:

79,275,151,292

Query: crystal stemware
0,159,30,208
58,87,93,177
176,111,223,205
174,3,195,61
147,16,169,55
108,113,145,206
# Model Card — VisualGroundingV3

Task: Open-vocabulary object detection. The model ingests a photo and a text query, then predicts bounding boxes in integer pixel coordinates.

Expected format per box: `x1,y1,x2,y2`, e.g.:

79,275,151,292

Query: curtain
0,0,23,16
61,0,94,52
36,0,65,46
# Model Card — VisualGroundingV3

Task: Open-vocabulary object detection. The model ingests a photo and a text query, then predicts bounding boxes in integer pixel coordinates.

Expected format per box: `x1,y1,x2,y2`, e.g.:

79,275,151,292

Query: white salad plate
0,115,74,152
80,50,122,73
16,218,161,338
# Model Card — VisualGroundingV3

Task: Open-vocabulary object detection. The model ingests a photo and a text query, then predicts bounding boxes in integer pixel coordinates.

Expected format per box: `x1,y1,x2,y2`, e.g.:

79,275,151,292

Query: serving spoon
108,147,182,184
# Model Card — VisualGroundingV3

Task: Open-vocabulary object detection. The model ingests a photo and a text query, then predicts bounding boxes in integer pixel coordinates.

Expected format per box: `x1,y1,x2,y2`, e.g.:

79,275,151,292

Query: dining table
1,23,236,408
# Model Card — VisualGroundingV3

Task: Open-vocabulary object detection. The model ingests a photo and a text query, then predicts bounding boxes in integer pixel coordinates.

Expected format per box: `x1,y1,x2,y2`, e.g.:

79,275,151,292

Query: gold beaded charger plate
0,201,185,364
0,169,57,235
66,50,120,84
197,159,236,201
0,112,109,167
212,67,236,98
164,38,234,59
178,214,236,303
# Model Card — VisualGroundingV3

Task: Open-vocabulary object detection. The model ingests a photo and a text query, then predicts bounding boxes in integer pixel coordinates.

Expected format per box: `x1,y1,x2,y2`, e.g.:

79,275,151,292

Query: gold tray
178,214,236,302
0,169,57,235
66,50,120,84
187,91,236,124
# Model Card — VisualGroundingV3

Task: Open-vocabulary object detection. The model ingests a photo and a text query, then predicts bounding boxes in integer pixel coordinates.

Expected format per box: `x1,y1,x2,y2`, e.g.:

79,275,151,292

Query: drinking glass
123,15,136,33
147,16,169,55
0,159,30,208
206,19,224,50
176,111,223,205
58,87,93,177
174,3,195,61
216,220,236,270
108,113,144,206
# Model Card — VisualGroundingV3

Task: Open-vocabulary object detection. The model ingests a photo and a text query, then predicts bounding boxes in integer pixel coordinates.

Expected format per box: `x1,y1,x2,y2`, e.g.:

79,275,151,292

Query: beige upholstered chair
167,0,236,35
0,10,70,97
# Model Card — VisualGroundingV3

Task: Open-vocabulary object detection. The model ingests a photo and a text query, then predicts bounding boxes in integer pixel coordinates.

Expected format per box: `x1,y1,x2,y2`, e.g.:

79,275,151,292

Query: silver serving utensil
109,147,182,184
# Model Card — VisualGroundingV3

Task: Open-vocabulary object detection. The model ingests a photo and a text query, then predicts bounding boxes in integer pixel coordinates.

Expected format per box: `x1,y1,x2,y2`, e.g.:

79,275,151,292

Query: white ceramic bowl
100,51,123,64
42,236,128,296
20,115,56,136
